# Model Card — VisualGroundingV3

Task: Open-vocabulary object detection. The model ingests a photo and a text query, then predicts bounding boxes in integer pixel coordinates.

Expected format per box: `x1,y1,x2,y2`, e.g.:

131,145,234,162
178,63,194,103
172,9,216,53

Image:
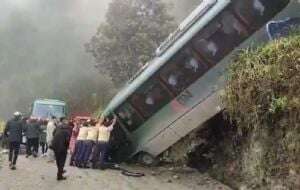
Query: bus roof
103,0,230,116
34,99,66,106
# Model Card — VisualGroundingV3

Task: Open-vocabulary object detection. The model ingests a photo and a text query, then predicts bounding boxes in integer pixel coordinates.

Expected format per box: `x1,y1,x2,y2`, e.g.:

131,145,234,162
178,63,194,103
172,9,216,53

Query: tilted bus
103,0,300,165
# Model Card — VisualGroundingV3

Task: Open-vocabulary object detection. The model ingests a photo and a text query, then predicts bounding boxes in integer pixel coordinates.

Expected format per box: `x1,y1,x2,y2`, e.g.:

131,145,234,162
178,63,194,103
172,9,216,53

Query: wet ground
0,154,231,190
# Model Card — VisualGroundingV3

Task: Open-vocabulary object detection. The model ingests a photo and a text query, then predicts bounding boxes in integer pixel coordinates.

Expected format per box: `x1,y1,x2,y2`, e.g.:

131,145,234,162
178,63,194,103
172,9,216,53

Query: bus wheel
138,152,158,166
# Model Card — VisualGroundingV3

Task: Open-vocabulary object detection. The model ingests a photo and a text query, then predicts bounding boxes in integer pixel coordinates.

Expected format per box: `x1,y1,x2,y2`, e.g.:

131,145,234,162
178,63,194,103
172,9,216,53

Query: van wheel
138,152,158,166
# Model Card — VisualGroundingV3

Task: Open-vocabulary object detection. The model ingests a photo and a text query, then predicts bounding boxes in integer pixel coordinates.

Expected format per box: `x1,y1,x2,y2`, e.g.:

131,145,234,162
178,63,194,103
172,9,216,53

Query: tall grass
222,32,300,188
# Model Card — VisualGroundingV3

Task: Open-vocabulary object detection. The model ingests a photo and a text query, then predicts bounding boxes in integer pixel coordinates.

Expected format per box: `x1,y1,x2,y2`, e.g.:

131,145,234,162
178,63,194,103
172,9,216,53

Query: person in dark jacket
25,118,42,157
39,121,48,156
4,112,24,170
51,117,71,180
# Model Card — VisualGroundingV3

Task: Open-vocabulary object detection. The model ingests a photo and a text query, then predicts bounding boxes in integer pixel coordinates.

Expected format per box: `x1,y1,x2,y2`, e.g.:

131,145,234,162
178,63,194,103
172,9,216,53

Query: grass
221,32,300,189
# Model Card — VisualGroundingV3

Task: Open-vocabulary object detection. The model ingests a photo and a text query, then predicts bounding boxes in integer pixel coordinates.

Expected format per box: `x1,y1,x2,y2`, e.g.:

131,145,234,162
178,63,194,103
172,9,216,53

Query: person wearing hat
4,112,24,170
51,117,71,180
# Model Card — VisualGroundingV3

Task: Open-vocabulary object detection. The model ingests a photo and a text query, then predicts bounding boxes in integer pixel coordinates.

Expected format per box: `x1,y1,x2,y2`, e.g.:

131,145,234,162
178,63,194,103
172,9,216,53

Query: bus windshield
32,103,65,119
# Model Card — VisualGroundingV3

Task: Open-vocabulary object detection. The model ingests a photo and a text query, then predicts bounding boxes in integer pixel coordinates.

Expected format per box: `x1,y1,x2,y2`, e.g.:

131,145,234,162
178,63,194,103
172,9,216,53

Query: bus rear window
130,80,172,119
115,103,143,132
192,11,248,63
32,103,65,119
160,48,210,95
233,0,289,30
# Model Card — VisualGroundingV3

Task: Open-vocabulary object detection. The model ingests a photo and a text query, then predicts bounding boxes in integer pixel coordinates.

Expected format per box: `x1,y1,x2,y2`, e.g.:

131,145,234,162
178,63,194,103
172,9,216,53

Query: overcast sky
0,0,112,118
0,0,199,118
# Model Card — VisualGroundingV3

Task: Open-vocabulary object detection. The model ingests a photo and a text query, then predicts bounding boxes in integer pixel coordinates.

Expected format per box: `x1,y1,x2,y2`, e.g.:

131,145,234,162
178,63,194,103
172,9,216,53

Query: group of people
24,117,48,158
3,111,117,181
3,112,48,169
69,116,116,169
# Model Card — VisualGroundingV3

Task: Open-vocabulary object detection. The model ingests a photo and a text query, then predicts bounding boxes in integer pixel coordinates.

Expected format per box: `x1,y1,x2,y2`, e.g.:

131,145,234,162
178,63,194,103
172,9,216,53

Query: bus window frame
231,0,290,31
191,8,249,65
129,76,173,120
158,47,211,96
115,102,145,132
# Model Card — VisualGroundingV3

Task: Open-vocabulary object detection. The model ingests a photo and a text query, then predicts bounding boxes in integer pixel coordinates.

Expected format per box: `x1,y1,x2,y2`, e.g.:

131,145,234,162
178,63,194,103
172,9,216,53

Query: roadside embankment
162,33,300,190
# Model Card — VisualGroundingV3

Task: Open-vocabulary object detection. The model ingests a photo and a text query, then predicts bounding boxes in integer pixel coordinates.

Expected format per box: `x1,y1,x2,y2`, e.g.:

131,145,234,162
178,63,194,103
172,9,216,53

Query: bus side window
233,0,289,30
192,11,248,64
115,103,143,132
160,48,209,95
130,79,172,119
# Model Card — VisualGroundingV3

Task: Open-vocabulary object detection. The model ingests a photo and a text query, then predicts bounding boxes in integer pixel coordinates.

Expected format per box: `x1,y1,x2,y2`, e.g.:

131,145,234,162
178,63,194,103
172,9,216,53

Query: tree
86,0,175,87
163,0,200,21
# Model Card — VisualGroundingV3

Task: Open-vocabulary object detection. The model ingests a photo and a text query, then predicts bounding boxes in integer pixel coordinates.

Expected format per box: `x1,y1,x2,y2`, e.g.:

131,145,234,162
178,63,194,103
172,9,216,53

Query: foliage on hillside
86,0,175,86
222,33,300,189
224,33,300,133
0,120,5,134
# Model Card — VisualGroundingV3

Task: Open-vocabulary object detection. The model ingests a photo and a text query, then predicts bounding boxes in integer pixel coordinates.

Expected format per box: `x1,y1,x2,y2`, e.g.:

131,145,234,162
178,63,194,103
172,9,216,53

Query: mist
0,0,112,119
0,0,200,119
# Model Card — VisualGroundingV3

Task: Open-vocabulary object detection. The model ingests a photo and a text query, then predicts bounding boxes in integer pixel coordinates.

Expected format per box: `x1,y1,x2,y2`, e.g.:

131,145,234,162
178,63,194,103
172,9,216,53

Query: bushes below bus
221,32,300,189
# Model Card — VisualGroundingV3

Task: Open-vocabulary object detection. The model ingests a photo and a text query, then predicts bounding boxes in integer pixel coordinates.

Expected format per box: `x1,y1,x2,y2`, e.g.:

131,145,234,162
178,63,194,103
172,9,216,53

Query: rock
197,182,204,186
212,164,218,169
0,150,8,154
177,166,197,174
166,179,172,183
289,169,297,176
168,167,174,171
239,185,248,190
172,175,180,180
151,171,157,176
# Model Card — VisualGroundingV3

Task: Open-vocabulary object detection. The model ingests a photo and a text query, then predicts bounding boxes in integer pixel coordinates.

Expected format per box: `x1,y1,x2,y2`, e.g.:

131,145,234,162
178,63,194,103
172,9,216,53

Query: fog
0,0,200,120
0,0,112,119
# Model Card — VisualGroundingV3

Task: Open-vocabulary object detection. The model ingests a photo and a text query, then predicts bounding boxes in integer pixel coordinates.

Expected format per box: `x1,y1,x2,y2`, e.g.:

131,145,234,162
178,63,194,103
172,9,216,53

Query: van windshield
32,103,65,119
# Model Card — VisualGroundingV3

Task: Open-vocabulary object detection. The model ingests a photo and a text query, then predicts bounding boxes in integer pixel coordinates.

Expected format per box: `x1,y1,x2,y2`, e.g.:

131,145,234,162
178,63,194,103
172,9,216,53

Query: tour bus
31,99,67,120
103,0,300,165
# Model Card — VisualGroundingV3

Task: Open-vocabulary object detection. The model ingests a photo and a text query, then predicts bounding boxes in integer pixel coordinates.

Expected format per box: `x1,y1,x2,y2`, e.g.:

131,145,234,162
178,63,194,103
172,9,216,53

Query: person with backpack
4,112,24,170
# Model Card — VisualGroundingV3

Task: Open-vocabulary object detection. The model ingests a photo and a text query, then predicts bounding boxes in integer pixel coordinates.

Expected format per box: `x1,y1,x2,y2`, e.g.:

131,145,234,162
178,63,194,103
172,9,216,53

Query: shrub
224,32,300,132
223,32,300,188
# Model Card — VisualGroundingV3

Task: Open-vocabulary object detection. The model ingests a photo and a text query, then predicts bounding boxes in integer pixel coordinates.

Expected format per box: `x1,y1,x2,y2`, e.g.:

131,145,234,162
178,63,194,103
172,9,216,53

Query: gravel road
0,154,232,190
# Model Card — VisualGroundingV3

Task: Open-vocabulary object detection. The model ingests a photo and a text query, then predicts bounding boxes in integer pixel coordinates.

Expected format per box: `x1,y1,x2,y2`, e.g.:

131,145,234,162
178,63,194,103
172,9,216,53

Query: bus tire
138,152,158,166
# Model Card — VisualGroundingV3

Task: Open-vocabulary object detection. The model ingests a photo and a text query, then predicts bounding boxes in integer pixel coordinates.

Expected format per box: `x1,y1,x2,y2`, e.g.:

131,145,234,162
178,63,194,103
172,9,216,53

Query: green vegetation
86,0,175,87
221,32,300,189
0,119,4,168
0,120,5,134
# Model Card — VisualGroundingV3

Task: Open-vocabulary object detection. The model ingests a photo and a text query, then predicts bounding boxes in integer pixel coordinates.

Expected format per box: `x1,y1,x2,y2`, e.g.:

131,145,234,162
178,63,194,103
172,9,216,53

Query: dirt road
0,154,231,190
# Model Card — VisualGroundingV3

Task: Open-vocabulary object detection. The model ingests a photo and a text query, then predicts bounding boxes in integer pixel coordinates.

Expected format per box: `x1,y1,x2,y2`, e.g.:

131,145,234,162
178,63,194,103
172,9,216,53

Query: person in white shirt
46,116,57,162
74,122,89,167
92,116,116,169
81,120,98,168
